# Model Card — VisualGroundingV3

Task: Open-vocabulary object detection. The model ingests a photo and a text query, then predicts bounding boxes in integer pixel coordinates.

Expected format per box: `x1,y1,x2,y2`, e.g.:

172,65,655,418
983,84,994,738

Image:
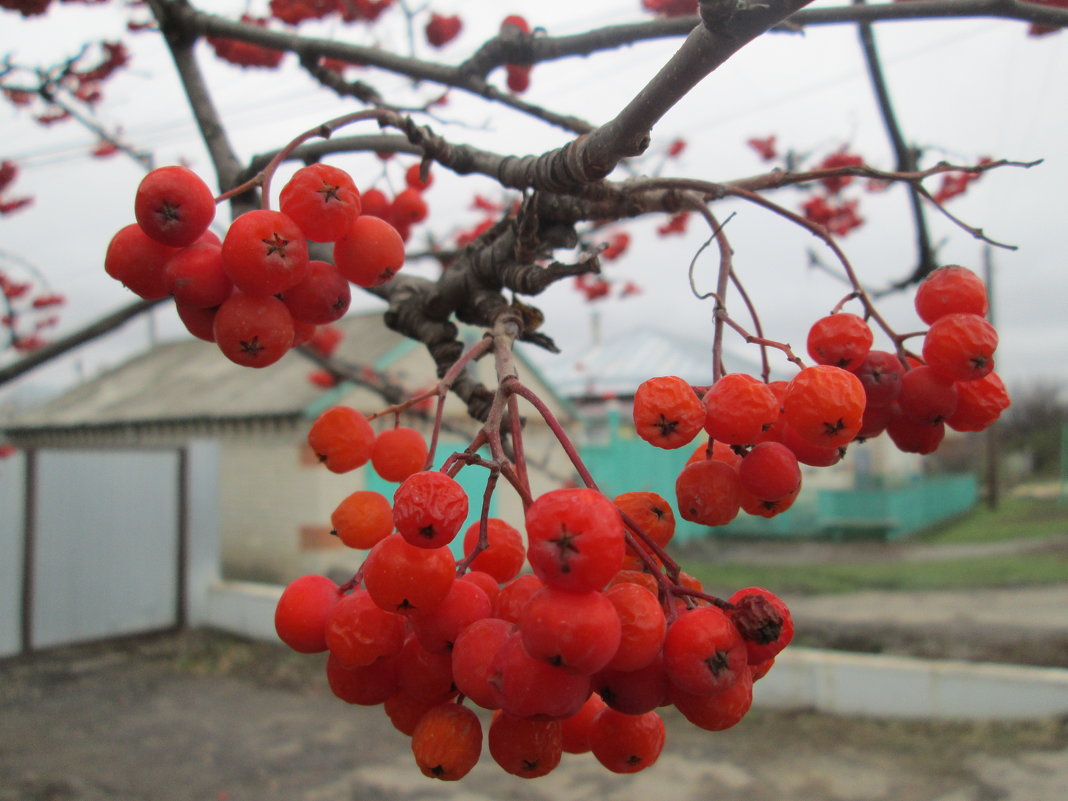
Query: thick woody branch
493,0,816,190
788,0,1068,29
0,299,166,388
147,0,246,195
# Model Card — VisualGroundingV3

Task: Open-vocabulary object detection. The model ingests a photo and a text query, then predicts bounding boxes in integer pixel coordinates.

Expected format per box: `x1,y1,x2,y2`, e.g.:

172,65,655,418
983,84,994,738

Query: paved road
2,631,1067,801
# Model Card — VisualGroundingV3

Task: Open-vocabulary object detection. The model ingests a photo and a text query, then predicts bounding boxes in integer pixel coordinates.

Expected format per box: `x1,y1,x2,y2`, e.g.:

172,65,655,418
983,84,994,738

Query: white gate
7,447,185,653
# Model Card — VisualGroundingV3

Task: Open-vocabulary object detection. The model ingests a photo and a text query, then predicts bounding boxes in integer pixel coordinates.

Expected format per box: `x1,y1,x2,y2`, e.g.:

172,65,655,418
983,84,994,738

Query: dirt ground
3,630,1068,801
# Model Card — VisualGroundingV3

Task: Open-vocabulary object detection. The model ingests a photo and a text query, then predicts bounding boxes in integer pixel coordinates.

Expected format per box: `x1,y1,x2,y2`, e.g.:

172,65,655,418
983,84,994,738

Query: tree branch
855,5,937,285
0,299,165,388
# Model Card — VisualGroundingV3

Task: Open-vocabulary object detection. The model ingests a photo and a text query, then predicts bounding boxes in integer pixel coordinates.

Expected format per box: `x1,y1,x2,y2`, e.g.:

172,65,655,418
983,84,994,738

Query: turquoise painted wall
365,438,496,559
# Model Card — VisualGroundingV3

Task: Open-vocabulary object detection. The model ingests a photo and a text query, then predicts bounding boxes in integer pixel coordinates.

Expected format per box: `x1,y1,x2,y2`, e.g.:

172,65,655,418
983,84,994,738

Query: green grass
682,552,1068,597
916,495,1068,545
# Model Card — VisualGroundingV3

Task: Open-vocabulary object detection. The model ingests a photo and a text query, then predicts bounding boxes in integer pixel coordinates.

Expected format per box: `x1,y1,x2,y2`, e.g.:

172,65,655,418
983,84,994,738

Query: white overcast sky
1,0,1066,404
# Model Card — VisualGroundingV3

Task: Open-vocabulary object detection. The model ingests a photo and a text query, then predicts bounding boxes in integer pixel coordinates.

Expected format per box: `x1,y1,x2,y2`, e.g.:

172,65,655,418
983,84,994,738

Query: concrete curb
198,580,1068,722
757,647,1068,721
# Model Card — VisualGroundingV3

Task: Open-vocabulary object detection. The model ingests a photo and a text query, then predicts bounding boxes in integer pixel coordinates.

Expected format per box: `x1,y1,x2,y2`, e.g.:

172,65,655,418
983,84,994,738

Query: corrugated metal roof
541,326,762,399
3,312,412,431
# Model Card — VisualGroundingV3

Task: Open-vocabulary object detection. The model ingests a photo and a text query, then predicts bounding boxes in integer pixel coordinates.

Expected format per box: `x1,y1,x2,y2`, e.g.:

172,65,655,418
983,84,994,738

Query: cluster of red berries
0,159,33,215
632,264,1008,526
641,0,698,17
275,404,794,780
357,163,432,243
270,0,395,25
104,162,406,368
208,15,286,69
500,15,533,93
425,12,463,48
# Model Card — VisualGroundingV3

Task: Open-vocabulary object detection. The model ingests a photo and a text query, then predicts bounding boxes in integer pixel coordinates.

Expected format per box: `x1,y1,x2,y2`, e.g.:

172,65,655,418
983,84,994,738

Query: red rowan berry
461,518,526,583
782,365,866,449
425,12,463,48
615,493,670,551
292,318,316,348
703,373,780,445
488,712,563,779
519,586,622,675
488,631,592,719
105,223,178,300
358,187,391,219
326,652,399,706
853,350,905,407
390,188,428,225
393,471,469,549
460,570,500,606
606,569,660,597
331,490,392,549
325,588,406,668
493,573,544,623
898,365,958,425
669,664,754,731
886,405,946,454
279,259,351,325
560,692,606,754
780,422,843,467
306,405,375,473
135,165,215,248
675,458,742,527
371,426,428,483
411,702,482,781
221,209,309,295
603,582,666,672
914,264,988,324
500,14,531,33
396,633,457,703
739,481,801,519
505,63,531,93
410,579,491,653
662,605,748,696
589,708,666,774
613,490,675,568
632,375,704,449
279,163,361,243
333,214,405,287
922,312,998,382
213,292,295,368
594,653,669,715
738,441,801,502
807,313,873,371
175,302,218,342
363,532,455,613
727,586,794,664
946,371,1010,432
525,488,626,592
163,242,232,308
405,161,433,191
274,573,339,653
751,657,775,682
384,691,438,737
686,438,744,469
857,402,893,440
451,617,512,710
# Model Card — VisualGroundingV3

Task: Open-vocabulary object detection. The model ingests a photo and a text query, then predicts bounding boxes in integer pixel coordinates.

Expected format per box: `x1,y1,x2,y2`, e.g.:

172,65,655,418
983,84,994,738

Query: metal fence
1,447,188,657
579,420,978,542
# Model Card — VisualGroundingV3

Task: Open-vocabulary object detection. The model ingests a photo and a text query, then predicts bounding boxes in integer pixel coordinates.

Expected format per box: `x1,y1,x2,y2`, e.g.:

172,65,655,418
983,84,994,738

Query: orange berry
411,702,482,780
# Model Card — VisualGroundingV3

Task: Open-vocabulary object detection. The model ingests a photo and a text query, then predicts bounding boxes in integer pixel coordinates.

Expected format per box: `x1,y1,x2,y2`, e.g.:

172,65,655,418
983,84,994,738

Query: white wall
0,451,26,658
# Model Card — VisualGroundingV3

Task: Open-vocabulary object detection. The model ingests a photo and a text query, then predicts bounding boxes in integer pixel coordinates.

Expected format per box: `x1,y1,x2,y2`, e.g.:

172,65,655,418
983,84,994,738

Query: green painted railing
578,416,978,542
